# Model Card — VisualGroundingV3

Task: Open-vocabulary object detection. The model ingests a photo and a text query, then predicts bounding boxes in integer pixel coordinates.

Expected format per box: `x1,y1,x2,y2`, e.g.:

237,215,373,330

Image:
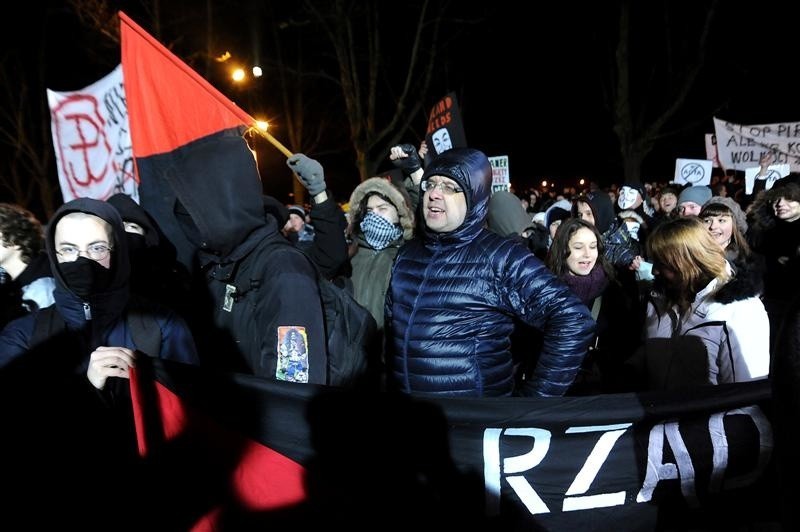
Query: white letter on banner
483,428,552,515
636,422,697,506
484,428,503,515
708,405,773,493
562,423,632,511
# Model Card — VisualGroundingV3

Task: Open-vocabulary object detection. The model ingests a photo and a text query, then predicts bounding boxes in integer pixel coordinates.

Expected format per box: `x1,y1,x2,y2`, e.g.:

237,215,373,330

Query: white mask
617,186,641,210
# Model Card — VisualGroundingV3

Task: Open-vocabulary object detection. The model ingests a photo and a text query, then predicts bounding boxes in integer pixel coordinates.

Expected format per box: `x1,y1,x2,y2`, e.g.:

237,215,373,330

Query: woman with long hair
547,218,642,393
631,217,769,390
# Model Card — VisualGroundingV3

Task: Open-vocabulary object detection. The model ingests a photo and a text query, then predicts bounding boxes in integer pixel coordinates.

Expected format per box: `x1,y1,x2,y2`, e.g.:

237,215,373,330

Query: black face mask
59,256,113,297
126,233,147,260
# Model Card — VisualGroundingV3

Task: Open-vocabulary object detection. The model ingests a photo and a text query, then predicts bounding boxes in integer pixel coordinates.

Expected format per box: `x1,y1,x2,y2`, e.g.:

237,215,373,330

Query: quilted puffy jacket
386,148,595,397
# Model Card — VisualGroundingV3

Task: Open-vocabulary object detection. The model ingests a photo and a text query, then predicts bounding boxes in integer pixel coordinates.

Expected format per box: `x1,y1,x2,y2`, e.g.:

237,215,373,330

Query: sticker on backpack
276,326,309,383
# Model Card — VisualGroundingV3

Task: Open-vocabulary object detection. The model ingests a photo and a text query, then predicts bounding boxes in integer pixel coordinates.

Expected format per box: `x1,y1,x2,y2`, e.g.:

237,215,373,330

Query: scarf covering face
360,212,403,251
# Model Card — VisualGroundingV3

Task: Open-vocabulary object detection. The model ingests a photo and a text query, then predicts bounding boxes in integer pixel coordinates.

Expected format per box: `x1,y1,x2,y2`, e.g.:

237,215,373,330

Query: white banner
713,117,800,172
48,64,137,203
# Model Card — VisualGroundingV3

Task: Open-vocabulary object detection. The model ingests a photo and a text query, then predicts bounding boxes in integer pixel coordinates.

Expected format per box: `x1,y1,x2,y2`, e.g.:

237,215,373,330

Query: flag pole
249,126,293,158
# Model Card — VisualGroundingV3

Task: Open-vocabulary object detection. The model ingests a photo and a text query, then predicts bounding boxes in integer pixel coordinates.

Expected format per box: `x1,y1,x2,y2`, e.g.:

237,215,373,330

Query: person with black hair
0,203,54,328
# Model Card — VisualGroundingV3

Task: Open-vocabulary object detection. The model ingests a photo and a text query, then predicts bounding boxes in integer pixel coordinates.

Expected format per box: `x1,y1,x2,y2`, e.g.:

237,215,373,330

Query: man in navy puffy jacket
385,148,595,397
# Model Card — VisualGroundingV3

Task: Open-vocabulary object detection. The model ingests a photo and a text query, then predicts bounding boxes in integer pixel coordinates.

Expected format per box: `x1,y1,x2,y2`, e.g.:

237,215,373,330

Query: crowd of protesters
0,139,797,526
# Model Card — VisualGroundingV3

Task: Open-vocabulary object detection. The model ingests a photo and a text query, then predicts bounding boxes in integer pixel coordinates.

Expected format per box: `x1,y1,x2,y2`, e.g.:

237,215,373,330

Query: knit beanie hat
700,196,748,235
677,185,712,208
287,205,306,219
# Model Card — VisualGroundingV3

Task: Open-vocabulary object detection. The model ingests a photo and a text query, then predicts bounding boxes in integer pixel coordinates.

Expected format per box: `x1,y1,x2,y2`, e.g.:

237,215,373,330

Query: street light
231,68,246,82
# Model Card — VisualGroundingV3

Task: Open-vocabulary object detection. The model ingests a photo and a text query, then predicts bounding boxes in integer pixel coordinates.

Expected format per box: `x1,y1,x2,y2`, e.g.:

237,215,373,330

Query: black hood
164,129,266,259
46,198,130,322
107,192,161,247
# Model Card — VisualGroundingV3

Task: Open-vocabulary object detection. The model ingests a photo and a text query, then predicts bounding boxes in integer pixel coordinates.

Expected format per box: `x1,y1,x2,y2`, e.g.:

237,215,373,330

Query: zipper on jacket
83,302,92,320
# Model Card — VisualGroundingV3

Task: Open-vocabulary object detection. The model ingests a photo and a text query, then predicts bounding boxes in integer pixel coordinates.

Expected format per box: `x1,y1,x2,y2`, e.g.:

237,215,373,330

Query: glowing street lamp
231,68,246,82
252,66,263,78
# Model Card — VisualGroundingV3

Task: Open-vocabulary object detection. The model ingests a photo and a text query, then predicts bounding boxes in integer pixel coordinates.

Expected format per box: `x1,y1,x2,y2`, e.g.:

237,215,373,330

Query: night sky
2,1,799,209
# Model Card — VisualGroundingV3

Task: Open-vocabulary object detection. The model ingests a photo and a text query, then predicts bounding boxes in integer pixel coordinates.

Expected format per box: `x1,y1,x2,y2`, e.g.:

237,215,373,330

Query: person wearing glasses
0,197,200,527
384,148,595,397
0,196,199,372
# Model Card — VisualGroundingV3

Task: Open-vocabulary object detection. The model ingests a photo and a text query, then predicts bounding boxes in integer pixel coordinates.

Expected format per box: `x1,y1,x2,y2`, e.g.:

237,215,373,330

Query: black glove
287,153,326,196
391,144,422,175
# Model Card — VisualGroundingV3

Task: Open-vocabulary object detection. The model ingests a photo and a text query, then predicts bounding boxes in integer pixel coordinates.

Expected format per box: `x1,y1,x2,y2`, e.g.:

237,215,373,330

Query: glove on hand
391,144,422,175
287,153,326,196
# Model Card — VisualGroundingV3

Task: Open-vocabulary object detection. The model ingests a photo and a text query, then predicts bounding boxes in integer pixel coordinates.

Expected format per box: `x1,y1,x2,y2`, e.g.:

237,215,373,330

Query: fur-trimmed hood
715,255,765,304
348,176,414,240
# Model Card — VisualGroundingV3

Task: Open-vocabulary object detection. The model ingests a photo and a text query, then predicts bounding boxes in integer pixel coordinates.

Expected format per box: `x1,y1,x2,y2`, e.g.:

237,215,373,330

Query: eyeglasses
56,243,113,262
421,179,463,196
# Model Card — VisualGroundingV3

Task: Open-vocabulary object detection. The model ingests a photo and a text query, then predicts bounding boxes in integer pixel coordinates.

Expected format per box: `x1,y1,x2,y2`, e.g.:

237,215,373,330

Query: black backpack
316,272,378,387
233,241,377,388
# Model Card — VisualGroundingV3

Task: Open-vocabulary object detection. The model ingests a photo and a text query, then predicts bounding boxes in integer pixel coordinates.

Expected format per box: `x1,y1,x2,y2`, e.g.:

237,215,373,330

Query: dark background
2,1,799,216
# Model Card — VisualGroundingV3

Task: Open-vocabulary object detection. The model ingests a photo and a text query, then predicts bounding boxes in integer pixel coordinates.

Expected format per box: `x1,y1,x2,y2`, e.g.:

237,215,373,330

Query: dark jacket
166,135,328,383
348,176,415,331
0,198,199,369
386,149,595,397
0,198,199,529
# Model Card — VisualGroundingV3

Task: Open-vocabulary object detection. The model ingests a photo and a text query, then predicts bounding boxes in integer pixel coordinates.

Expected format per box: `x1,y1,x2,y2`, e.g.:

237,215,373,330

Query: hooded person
616,182,655,226
107,193,191,316
0,197,199,528
487,190,533,238
385,148,595,397
488,190,548,260
347,176,414,331
165,145,329,383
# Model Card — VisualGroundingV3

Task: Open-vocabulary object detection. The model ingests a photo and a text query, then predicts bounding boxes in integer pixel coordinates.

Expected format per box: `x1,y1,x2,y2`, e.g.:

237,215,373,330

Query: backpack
239,241,378,387
316,272,377,387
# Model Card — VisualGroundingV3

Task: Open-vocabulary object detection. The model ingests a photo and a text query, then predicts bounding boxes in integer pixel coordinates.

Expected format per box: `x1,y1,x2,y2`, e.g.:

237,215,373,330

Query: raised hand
389,144,423,175
287,153,327,196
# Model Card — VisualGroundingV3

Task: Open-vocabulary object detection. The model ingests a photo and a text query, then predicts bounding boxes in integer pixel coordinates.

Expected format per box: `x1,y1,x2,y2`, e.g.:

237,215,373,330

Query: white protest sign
743,164,791,195
674,158,712,186
48,64,137,203
489,155,510,193
713,117,800,172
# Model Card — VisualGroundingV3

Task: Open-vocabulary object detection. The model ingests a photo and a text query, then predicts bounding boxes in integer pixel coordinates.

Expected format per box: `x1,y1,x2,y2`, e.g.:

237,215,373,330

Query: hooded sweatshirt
0,198,199,369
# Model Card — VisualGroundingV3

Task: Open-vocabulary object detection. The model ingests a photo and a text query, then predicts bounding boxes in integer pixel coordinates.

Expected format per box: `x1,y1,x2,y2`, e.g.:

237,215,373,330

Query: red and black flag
120,12,266,267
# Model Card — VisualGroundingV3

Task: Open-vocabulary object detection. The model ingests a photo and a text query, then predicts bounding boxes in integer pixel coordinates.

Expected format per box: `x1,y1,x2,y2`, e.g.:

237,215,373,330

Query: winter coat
164,133,327,382
348,177,415,331
386,148,595,397
0,198,199,528
0,198,199,370
631,266,769,390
